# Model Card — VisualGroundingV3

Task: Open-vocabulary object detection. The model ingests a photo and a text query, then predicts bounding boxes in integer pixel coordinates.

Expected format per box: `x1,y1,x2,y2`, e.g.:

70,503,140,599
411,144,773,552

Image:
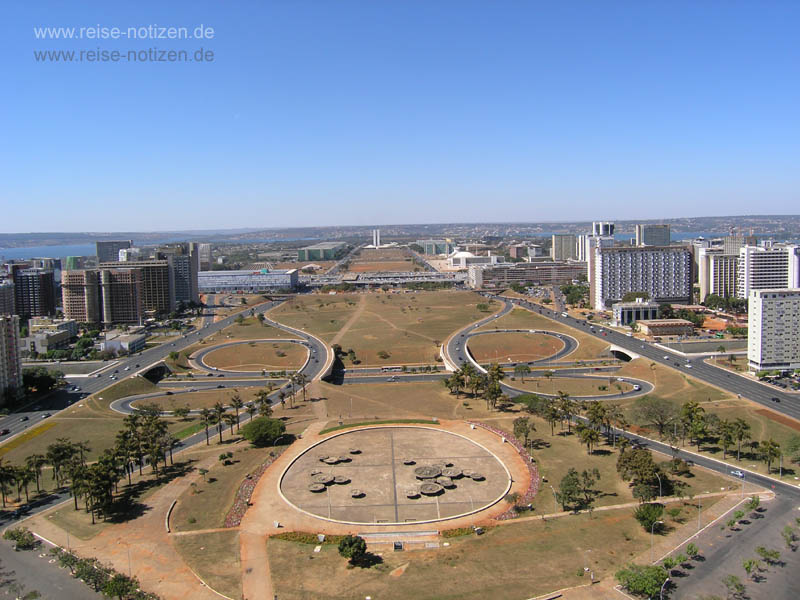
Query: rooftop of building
638,319,694,326
299,241,347,250
199,269,297,276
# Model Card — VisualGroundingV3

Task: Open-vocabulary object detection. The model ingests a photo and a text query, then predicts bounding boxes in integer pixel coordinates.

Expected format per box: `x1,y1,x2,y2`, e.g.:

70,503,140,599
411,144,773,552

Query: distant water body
0,238,320,261
0,244,97,260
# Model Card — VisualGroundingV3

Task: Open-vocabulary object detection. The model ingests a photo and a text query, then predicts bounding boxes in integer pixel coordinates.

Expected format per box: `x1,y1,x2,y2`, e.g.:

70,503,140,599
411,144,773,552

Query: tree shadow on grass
351,552,383,568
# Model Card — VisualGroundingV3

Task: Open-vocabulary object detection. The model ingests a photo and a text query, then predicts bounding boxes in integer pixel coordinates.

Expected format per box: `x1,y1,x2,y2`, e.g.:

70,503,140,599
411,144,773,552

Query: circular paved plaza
279,426,512,525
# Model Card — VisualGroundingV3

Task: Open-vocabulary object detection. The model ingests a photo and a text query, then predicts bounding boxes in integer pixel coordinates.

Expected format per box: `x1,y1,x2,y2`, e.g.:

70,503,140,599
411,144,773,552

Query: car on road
41,413,51,419
0,429,10,435
633,385,641,391
124,366,130,371
685,364,692,368
20,416,28,422
771,397,781,403
663,356,669,360
217,385,225,388
730,470,745,478
165,391,173,395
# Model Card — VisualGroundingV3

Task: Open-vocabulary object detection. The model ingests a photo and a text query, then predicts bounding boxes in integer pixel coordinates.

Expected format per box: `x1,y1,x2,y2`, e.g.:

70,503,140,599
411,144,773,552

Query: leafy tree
686,542,699,559
633,396,678,438
513,417,533,446
337,534,367,564
578,425,601,454
758,439,781,473
557,468,582,511
633,503,664,532
240,417,286,447
754,546,780,565
615,563,668,598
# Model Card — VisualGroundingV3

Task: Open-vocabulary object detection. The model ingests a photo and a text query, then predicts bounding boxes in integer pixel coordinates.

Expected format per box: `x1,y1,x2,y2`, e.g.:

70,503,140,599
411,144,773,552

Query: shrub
240,417,286,447
338,535,367,563
3,527,37,550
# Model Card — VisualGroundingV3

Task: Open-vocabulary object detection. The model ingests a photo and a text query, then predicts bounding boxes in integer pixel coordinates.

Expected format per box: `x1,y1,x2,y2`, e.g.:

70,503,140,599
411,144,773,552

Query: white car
730,470,744,478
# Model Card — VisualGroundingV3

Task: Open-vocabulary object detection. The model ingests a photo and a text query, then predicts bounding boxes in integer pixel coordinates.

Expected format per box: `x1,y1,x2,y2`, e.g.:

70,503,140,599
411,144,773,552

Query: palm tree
759,439,781,474
557,391,575,433
718,419,735,460
732,418,752,461
222,414,239,436
487,363,504,383
579,427,601,455
0,461,14,507
245,402,257,422
24,454,47,493
544,402,560,436
230,394,244,431
213,402,226,443
514,364,531,382
200,408,212,445
295,373,308,403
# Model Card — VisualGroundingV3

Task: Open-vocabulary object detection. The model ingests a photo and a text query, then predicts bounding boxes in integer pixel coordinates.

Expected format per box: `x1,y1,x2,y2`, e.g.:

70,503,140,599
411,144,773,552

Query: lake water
0,244,97,260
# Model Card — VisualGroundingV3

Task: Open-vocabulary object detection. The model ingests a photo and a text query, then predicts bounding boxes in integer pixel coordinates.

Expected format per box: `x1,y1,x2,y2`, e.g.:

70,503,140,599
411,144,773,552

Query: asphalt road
0,539,104,599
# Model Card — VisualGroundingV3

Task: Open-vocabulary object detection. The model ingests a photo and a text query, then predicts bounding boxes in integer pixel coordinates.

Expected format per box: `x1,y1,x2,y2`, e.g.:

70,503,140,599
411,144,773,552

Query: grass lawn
336,291,495,366
488,409,732,515
614,359,800,481
478,308,610,360
268,508,659,600
468,332,563,363
203,341,307,371
508,377,633,397
312,380,495,424
273,291,496,365
131,387,267,411
172,444,276,532
269,294,361,343
173,530,241,600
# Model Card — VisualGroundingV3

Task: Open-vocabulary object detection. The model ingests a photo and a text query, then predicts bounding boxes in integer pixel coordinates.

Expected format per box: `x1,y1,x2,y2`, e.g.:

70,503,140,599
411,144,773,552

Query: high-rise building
577,234,614,261
592,222,615,237
551,234,577,261
13,268,56,318
99,260,174,315
737,245,800,298
118,248,142,262
372,229,381,247
61,270,101,323
0,280,14,316
64,256,86,270
197,243,212,270
0,315,23,404
416,239,454,256
592,246,692,311
723,234,758,256
170,254,199,305
96,240,132,263
635,224,671,247
748,289,800,371
100,268,143,325
697,248,738,302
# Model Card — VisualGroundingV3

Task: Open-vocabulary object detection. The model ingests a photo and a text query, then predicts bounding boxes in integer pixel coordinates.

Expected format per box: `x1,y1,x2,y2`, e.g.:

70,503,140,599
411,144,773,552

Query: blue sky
3,1,799,232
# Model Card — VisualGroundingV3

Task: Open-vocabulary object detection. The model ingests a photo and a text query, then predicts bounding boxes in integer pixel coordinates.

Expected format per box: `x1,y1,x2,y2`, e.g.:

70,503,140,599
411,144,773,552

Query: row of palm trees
443,363,508,410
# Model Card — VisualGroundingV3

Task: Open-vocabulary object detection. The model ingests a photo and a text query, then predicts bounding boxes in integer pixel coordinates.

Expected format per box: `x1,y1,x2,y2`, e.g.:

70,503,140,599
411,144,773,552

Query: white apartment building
737,245,800,298
697,248,738,302
0,315,23,403
591,246,692,311
577,234,614,262
748,289,800,371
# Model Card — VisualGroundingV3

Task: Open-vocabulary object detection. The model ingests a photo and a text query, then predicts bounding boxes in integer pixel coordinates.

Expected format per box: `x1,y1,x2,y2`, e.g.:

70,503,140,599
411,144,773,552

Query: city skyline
5,1,800,232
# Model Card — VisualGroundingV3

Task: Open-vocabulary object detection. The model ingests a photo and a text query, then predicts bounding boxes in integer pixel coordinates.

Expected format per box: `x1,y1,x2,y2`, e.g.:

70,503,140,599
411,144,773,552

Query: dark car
217,384,225,389
771,397,781,403
0,429,10,435
165,391,173,395
20,416,29,422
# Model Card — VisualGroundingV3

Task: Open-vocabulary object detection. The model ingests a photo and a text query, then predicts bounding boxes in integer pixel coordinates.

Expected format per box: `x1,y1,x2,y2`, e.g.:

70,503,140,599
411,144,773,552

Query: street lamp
650,520,664,562
548,484,558,514
655,472,662,498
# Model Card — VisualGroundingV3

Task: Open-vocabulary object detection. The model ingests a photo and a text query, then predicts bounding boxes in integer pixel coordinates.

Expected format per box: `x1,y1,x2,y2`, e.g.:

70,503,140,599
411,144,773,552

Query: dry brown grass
468,332,563,363
203,341,307,371
509,377,633,397
173,530,241,599
478,308,610,360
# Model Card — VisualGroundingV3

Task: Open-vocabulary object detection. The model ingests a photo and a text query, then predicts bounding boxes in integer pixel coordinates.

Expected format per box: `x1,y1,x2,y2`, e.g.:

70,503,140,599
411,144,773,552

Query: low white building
448,251,503,270
748,288,800,372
